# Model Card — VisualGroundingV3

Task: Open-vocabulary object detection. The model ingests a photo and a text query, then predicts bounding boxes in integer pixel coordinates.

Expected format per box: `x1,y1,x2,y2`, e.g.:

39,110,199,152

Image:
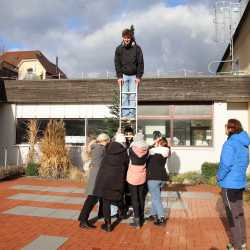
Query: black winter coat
147,154,169,181
114,43,144,79
93,142,129,201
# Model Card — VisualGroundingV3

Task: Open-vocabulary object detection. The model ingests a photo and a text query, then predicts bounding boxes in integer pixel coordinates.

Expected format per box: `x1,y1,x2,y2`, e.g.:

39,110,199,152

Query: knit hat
131,133,148,149
115,133,126,144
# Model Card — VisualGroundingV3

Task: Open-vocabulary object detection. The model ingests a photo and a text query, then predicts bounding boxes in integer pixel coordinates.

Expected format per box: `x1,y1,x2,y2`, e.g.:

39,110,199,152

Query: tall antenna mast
212,0,243,73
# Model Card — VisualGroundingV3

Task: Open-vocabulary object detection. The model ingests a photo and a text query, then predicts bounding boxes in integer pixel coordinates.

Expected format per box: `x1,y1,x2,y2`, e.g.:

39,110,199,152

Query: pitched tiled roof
0,60,17,71
0,50,67,78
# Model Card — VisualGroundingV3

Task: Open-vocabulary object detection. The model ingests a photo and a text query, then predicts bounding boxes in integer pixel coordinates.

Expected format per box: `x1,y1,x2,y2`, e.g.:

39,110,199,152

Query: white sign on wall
65,136,85,144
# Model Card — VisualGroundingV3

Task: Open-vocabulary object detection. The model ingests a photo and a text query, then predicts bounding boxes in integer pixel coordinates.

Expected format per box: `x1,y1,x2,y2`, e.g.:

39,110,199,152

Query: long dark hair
226,119,243,137
158,137,171,156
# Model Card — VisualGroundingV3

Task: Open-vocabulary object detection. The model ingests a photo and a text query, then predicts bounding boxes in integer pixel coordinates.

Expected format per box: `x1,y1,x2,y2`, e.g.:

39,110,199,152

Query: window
138,120,170,145
16,119,85,145
173,120,212,146
138,105,170,116
138,103,213,147
27,68,33,74
174,105,211,116
87,119,119,139
87,119,107,137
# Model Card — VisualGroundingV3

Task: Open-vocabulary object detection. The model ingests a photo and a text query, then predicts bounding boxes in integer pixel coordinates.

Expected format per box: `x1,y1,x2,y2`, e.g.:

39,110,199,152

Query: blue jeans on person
147,180,165,219
121,74,136,119
111,204,118,216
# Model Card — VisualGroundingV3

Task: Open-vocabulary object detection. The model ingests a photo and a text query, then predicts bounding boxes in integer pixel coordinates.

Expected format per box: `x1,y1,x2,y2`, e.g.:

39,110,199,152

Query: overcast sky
0,0,244,78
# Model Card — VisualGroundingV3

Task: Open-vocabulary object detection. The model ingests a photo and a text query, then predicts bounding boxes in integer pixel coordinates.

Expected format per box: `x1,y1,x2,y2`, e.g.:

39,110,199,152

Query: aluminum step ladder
119,84,138,133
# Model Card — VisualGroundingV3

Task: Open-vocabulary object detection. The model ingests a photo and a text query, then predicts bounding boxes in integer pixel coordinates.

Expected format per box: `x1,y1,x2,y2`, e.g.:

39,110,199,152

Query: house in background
0,60,17,79
0,50,67,80
217,0,250,75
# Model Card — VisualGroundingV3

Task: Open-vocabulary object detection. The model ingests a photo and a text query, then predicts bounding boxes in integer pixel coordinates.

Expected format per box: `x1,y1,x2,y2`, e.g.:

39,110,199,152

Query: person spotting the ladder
114,26,144,130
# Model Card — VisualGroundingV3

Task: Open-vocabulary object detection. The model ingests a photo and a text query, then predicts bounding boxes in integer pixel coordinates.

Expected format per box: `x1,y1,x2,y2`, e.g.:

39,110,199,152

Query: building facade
0,77,250,173
217,0,250,75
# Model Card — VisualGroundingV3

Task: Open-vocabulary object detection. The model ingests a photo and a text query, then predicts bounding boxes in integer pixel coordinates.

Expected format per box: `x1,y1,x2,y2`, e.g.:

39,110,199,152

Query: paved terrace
0,177,249,250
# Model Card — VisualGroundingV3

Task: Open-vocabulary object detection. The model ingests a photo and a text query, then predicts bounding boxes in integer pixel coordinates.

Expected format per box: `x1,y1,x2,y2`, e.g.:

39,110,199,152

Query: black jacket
114,43,144,79
147,154,169,181
93,142,129,201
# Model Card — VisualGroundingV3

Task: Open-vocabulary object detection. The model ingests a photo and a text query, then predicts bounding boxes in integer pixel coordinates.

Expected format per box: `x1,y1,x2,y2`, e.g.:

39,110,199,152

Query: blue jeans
111,204,118,216
121,74,136,118
147,180,165,218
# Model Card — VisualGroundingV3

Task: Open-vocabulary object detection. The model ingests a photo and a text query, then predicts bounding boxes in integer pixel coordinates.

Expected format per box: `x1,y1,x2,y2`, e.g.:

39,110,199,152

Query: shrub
25,162,39,176
207,176,217,186
0,165,24,180
201,162,219,182
171,171,205,185
243,190,250,202
247,175,250,183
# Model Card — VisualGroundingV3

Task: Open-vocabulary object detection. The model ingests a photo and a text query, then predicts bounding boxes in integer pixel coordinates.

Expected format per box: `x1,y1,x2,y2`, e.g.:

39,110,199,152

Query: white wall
16,104,112,118
0,104,17,165
227,102,248,131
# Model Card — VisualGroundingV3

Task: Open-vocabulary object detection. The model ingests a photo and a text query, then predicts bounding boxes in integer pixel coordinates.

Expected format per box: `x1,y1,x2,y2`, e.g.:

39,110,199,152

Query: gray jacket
85,143,105,196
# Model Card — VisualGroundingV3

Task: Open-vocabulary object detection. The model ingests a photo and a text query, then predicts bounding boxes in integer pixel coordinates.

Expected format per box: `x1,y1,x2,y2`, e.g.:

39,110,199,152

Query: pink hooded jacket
126,134,149,185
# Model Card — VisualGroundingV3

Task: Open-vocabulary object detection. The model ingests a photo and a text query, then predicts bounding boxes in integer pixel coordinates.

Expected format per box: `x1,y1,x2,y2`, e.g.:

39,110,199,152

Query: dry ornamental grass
26,119,39,164
39,120,72,178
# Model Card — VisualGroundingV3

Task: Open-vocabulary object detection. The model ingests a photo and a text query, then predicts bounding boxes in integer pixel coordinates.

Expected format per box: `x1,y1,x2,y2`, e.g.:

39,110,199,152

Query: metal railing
0,145,87,169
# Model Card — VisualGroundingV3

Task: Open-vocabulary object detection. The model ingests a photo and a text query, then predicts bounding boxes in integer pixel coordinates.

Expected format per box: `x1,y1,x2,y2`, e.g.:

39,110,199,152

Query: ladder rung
121,92,137,94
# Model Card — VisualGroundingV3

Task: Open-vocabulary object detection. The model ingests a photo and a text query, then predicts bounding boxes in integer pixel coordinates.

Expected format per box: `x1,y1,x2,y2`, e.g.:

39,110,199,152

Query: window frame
15,118,86,145
138,102,214,148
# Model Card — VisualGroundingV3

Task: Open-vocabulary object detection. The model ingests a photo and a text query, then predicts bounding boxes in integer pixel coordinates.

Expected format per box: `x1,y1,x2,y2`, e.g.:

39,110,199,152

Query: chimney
56,56,58,74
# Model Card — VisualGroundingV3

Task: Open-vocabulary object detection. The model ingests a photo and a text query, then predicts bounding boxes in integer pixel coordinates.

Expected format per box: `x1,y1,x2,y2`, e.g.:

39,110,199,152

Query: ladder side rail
119,83,122,132
135,84,138,133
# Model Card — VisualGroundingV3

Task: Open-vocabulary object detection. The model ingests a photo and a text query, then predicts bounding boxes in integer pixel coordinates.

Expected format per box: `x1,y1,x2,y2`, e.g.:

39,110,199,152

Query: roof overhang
2,76,250,104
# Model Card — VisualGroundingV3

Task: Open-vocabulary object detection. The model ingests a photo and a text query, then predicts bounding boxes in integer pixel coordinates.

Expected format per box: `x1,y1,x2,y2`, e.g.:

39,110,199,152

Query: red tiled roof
0,50,67,78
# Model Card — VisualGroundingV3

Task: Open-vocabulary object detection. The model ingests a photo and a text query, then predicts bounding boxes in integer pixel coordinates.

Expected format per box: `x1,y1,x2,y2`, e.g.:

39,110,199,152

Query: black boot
79,219,96,229
147,215,157,222
117,208,127,220
101,219,112,232
140,214,145,226
129,217,141,229
154,217,166,226
97,211,104,219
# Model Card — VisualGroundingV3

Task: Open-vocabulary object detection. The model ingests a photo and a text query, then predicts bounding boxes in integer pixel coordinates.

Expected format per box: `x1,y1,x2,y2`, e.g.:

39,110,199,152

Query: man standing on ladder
114,25,144,133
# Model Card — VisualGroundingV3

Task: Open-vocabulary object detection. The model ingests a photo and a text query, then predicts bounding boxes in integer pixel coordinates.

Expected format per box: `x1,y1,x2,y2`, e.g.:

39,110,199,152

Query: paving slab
181,191,215,200
11,185,49,192
7,193,84,204
2,206,37,216
10,185,85,194
48,209,80,220
3,206,55,217
21,235,68,250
